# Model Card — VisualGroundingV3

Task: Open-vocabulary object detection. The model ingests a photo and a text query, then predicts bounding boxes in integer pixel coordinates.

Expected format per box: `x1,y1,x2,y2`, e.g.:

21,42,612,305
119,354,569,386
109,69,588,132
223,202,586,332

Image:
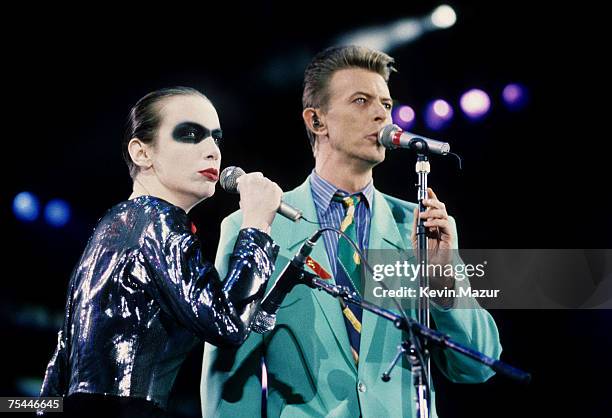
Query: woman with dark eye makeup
39,87,282,417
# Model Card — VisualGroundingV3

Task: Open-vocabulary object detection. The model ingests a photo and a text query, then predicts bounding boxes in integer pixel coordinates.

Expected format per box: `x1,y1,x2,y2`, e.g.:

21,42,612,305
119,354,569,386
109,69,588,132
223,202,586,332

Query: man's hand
411,188,454,261
411,188,455,302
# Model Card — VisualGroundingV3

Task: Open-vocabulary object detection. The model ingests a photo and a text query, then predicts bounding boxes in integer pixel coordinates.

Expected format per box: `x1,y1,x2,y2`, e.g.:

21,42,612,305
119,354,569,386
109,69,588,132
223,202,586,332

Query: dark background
2,1,610,417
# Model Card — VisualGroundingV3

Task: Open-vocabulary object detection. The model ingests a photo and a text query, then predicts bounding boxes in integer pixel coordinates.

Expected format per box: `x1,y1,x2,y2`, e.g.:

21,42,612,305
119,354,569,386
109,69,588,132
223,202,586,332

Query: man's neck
314,157,373,193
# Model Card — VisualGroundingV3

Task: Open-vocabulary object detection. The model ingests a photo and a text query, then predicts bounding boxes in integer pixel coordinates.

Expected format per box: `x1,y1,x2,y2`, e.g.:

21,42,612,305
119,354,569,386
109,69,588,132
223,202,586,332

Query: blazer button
358,381,367,393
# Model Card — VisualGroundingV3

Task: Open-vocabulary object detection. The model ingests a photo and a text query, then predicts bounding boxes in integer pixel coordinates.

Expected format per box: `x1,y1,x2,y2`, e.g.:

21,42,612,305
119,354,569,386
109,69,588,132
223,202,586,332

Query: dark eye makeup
172,122,222,144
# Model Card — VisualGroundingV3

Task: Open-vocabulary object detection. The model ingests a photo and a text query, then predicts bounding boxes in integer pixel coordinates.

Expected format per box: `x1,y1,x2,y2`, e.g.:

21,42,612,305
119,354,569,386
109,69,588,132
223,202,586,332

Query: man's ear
302,108,327,136
127,138,153,170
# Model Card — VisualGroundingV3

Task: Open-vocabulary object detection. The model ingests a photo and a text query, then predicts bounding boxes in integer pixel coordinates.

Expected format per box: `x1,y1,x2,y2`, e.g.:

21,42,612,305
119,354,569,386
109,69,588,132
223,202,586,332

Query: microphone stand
415,138,432,416
410,138,464,414
415,144,430,328
310,279,531,417
381,132,464,416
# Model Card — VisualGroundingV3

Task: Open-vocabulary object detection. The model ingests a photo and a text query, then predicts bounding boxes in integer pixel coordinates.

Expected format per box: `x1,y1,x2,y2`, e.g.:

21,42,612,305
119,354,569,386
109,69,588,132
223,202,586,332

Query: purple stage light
502,83,528,109
460,88,491,119
393,105,416,129
425,99,453,130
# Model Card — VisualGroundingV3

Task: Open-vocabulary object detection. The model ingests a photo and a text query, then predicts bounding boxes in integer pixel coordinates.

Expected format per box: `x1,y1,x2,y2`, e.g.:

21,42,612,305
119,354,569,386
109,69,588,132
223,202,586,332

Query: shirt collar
309,169,374,213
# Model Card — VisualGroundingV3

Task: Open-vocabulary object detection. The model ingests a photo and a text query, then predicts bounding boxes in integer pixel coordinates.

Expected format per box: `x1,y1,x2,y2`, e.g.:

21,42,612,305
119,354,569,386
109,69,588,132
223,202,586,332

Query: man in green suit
201,45,502,417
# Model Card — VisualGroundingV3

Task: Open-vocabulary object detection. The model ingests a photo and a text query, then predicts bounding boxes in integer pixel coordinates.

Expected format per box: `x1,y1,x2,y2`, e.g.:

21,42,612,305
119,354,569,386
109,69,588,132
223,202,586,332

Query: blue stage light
44,199,71,227
13,192,40,222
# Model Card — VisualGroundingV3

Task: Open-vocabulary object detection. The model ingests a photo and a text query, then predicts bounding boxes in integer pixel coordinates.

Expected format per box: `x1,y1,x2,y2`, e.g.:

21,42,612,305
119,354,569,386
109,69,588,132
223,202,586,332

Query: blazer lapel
284,179,357,374
367,189,407,252
359,190,410,367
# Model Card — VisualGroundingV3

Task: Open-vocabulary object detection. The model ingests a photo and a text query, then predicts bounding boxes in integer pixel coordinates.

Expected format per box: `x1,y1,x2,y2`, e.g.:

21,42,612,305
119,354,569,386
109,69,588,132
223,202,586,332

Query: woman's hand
237,172,283,233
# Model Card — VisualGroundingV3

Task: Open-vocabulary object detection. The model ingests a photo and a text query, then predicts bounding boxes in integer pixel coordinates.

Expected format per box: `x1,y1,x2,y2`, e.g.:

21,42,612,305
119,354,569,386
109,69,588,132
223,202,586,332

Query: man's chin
358,149,386,166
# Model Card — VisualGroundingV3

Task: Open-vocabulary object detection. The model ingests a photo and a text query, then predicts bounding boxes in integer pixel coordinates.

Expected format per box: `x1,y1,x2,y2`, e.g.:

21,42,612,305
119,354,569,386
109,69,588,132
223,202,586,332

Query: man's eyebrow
349,91,393,102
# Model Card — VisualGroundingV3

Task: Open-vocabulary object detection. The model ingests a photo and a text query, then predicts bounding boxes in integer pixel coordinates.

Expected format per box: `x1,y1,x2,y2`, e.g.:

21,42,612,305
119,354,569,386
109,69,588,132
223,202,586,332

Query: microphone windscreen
219,166,246,193
378,124,401,148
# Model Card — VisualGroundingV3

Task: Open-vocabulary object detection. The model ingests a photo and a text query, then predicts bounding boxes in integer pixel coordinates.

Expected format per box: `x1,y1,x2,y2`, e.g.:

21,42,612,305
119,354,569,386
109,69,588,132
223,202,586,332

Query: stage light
393,105,416,129
336,4,455,52
431,5,457,29
433,99,452,117
425,99,453,130
13,192,40,222
502,83,528,109
390,20,422,41
44,198,71,227
460,88,491,119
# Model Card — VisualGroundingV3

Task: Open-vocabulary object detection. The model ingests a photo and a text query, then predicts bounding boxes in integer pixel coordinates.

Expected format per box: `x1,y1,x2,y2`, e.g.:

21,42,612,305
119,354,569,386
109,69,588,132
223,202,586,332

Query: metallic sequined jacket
40,196,278,408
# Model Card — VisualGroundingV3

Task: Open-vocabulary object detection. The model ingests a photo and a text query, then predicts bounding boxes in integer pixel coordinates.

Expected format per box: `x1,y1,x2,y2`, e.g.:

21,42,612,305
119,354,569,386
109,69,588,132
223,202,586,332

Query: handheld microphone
219,166,303,222
378,124,450,155
250,231,323,333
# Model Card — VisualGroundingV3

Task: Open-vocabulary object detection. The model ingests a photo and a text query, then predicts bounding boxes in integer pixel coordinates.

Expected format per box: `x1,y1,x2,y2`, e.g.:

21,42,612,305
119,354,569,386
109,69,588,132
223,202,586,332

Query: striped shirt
309,170,374,277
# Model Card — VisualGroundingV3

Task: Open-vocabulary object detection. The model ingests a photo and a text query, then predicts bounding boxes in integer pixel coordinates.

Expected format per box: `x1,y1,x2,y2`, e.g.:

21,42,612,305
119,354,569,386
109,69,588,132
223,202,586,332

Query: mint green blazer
201,179,502,417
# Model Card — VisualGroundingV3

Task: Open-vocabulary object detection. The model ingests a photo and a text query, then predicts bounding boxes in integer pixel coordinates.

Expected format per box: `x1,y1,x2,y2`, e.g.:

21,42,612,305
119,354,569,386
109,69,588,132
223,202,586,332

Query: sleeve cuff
236,227,280,262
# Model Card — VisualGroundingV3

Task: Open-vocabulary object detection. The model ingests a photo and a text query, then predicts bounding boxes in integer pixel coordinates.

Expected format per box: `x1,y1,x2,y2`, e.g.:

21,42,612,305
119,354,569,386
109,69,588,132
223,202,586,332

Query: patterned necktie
332,193,363,365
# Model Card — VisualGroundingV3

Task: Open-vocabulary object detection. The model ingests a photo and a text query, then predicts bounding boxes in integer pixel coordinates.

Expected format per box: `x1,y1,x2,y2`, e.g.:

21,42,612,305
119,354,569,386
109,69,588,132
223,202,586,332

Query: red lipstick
198,168,219,181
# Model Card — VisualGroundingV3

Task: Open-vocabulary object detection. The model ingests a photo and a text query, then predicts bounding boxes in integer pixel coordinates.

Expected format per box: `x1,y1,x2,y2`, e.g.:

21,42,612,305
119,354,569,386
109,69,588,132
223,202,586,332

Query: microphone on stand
378,124,450,155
